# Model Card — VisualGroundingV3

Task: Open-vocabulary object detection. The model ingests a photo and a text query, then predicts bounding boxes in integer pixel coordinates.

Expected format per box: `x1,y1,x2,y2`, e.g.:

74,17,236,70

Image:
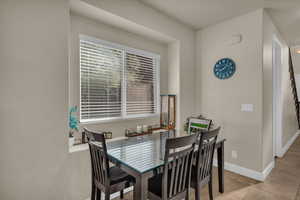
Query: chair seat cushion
148,174,163,197
109,166,133,185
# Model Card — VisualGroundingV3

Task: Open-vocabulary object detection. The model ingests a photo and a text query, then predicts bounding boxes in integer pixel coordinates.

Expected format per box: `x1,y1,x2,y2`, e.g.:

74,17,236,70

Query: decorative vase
136,125,142,133
69,137,75,147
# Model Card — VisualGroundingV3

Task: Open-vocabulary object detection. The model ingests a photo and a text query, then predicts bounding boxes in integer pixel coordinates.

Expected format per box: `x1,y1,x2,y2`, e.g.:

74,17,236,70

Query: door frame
272,35,283,158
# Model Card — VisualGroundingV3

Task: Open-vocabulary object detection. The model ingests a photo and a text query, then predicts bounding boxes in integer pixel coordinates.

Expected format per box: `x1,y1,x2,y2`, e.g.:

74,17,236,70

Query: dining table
106,130,226,200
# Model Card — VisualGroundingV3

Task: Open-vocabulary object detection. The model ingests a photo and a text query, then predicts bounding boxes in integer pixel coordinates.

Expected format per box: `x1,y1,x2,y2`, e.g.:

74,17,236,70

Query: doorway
272,36,283,158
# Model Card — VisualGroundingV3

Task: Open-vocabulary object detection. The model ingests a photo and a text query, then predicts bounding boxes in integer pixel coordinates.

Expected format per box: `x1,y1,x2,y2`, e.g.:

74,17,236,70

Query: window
80,35,160,122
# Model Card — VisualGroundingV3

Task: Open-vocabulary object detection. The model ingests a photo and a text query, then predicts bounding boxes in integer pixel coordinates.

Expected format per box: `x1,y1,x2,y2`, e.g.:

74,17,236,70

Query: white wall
0,1,69,199
196,10,264,172
69,12,169,138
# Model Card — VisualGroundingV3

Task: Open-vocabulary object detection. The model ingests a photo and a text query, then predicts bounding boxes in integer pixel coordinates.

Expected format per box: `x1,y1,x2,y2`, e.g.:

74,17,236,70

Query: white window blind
80,39,123,121
80,36,160,122
126,52,157,116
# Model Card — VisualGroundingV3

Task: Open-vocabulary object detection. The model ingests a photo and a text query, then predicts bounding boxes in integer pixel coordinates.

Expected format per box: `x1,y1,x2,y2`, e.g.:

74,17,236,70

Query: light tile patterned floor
112,136,300,200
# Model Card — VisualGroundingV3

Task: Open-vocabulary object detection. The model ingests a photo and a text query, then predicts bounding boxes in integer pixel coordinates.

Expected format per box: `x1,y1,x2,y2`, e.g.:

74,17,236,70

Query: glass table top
107,132,168,173
107,131,225,174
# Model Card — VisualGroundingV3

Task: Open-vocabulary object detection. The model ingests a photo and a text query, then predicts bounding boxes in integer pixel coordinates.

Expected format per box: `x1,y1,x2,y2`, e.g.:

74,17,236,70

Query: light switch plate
232,150,238,159
241,104,253,112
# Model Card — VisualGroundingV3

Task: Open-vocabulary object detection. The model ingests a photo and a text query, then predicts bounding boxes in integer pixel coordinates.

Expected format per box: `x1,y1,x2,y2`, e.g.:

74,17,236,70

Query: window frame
79,35,160,124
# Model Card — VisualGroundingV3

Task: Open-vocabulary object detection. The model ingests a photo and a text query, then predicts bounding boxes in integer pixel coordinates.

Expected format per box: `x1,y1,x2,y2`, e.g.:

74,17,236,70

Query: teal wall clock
214,58,236,79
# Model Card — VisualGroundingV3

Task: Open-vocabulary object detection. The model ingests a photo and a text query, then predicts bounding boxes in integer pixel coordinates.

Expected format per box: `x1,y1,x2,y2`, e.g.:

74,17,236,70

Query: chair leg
96,189,101,200
195,185,201,200
91,185,96,200
104,192,110,200
186,189,190,200
120,190,124,199
209,180,213,200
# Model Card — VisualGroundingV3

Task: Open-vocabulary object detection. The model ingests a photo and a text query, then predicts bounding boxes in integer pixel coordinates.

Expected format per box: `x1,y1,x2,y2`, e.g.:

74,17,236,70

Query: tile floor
113,136,300,200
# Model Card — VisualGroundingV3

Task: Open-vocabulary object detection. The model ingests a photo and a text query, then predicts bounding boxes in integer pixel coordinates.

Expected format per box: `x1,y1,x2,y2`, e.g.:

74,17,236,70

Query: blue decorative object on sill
214,58,236,79
69,106,79,138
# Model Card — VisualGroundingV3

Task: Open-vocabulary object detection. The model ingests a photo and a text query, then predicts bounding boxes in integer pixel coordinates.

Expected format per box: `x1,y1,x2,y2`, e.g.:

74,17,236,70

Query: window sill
68,129,169,154
68,136,128,154
80,113,159,125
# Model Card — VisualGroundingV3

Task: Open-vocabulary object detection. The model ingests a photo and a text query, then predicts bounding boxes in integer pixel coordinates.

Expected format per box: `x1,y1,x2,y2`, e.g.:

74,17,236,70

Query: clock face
214,58,236,79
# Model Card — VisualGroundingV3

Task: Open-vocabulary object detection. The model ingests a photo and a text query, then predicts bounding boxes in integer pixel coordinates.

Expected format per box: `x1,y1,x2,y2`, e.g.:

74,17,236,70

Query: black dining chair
147,133,198,200
84,128,135,200
191,127,221,200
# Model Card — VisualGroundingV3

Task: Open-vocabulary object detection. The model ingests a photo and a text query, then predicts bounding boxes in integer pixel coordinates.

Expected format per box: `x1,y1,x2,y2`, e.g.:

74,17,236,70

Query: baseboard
213,160,275,182
278,130,300,157
262,160,275,180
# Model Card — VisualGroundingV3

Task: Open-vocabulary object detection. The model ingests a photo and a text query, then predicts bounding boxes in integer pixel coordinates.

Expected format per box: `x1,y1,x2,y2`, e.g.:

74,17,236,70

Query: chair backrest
84,128,110,190
84,128,106,143
195,126,220,186
162,134,197,200
188,118,212,134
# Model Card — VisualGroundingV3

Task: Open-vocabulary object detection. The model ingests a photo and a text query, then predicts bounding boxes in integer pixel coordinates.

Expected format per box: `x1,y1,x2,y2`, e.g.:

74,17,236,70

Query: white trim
278,130,300,157
213,160,275,182
155,56,161,114
69,143,88,153
69,136,128,153
262,161,275,180
272,35,283,157
80,113,160,124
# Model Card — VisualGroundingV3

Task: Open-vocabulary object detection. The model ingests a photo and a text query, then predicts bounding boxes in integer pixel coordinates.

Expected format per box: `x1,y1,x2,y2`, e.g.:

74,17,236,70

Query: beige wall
81,0,196,131
196,10,264,171
68,14,169,198
0,0,196,199
196,9,299,172
262,11,298,168
262,11,274,169
67,1,195,198
0,1,69,199
70,12,169,138
2,1,298,199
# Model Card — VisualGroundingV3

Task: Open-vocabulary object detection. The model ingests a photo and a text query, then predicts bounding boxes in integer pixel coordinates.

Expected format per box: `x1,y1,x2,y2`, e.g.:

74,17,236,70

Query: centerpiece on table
69,106,79,147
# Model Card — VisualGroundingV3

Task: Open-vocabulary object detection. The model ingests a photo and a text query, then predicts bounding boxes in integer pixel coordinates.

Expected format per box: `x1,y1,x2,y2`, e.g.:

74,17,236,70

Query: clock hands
214,58,235,79
216,65,228,72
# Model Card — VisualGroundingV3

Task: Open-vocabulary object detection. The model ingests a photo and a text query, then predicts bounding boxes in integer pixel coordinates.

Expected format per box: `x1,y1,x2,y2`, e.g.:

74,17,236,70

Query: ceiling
140,0,300,46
